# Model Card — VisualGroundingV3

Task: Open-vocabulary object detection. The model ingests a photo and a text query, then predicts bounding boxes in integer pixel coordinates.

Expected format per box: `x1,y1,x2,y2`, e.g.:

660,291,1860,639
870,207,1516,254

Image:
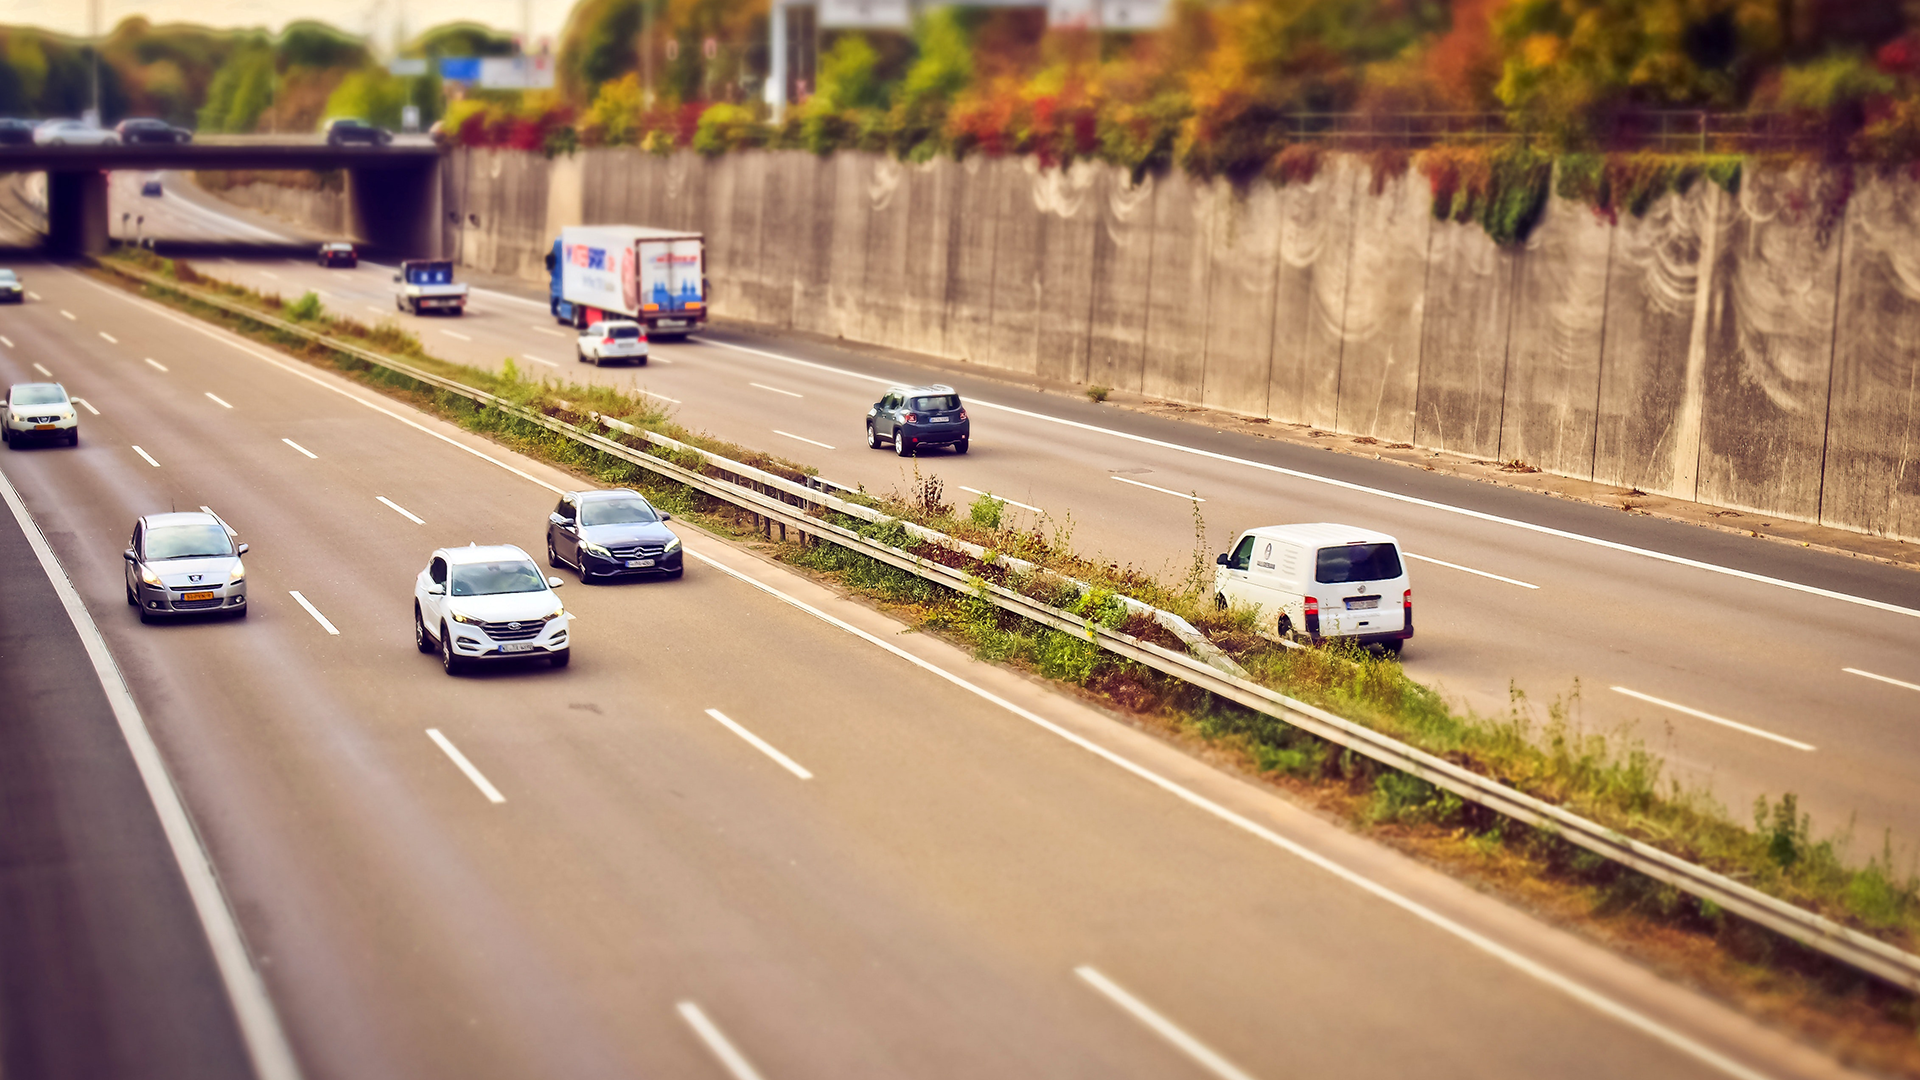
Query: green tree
200,40,277,132
323,69,408,128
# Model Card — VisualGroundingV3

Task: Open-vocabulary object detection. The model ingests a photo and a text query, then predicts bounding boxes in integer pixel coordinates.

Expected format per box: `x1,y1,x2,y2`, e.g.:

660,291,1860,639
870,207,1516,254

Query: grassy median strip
96,249,1920,1068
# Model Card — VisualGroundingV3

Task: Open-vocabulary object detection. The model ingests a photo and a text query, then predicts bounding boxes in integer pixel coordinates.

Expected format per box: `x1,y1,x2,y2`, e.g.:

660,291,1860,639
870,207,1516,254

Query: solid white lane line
145,357,169,372
1610,687,1814,751
749,381,802,398
0,462,302,1080
642,389,681,404
676,1002,766,1080
288,590,340,635
1405,553,1539,590
957,486,1042,514
131,445,160,467
1112,475,1204,502
71,397,98,415
647,355,673,364
521,354,558,367
704,708,813,780
259,271,279,280
442,329,472,342
32,362,52,376
206,392,233,409
683,549,1769,1080
773,430,834,450
1075,966,1257,1080
426,729,506,804
99,331,118,344
364,306,385,315
281,438,317,459
59,309,74,320
200,507,238,537
376,495,425,525
528,325,567,337
1845,667,1920,694
697,335,1920,621
0,334,12,347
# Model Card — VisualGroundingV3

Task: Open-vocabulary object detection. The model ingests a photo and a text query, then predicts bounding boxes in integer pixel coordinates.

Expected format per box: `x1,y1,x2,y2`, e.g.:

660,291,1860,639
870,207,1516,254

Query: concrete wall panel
985,158,1042,376
822,153,870,341
943,157,998,364
861,156,912,350
1500,191,1612,478
900,159,955,357
1334,167,1428,442
1415,218,1516,458
1270,163,1356,428
1086,169,1153,392
1033,161,1100,385
1140,169,1212,402
1200,181,1280,417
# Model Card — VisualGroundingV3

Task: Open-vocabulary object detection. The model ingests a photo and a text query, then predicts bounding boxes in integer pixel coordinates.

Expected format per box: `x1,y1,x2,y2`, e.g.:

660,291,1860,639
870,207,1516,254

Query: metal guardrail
102,258,1920,993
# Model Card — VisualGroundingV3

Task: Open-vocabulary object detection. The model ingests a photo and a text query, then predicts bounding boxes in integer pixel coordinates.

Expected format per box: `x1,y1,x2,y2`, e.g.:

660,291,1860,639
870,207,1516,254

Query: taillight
1403,588,1412,610
902,412,918,423
1303,596,1320,636
957,408,968,420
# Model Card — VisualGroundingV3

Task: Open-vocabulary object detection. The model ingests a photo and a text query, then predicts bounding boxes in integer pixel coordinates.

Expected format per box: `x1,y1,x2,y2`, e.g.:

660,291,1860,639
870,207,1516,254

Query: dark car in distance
546,489,683,583
115,118,192,144
319,242,357,268
0,119,36,146
324,118,391,147
866,383,971,455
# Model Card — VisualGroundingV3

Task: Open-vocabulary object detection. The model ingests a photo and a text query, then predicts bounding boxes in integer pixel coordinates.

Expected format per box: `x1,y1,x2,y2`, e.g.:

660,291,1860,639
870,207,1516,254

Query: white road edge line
749,381,803,398
957,485,1042,514
99,331,119,344
442,330,472,342
145,357,169,372
0,468,303,1080
1610,687,1815,751
425,729,506,804
704,708,813,780
1111,475,1204,502
521,354,558,367
1075,966,1257,1080
32,362,52,376
206,392,233,409
71,397,98,415
1404,553,1540,590
676,1002,767,1080
200,506,238,537
131,445,160,467
376,495,425,525
682,549,1772,1080
694,335,1920,621
281,438,317,460
641,389,681,404
1843,667,1920,694
288,590,340,635
773,429,834,450
0,334,11,347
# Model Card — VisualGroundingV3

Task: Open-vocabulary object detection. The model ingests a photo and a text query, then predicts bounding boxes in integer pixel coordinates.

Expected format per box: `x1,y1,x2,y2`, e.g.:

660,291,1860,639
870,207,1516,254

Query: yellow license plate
34,424,55,430
183,591,215,601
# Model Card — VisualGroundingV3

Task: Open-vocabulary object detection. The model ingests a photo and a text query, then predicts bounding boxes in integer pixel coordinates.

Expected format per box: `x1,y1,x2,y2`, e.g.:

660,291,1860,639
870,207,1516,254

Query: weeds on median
95,248,1920,1072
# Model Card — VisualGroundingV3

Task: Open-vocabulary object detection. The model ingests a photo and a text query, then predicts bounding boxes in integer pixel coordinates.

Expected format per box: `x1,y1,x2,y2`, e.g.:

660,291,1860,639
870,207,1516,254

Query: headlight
228,561,245,583
543,607,565,622
580,541,613,559
139,564,162,586
664,536,681,553
449,610,479,625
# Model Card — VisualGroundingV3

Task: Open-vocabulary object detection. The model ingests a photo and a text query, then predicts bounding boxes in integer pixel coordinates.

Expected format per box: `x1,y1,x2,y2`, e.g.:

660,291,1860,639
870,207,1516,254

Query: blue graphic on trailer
649,278,703,312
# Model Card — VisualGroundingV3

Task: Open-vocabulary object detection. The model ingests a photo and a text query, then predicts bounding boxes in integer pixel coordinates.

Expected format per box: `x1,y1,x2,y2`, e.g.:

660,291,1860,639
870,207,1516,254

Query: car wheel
549,649,570,668
953,438,968,454
414,605,434,653
894,430,912,457
440,624,461,674
232,604,248,619
127,581,136,606
588,351,600,366
2,424,9,443
67,430,78,447
138,606,154,625
665,568,684,580
1215,592,1227,610
866,422,880,450
1383,639,1404,657
546,537,563,569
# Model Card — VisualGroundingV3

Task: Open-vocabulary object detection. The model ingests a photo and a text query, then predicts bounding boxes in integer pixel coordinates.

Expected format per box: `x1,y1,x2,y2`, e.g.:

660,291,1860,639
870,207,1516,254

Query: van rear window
1316,544,1402,584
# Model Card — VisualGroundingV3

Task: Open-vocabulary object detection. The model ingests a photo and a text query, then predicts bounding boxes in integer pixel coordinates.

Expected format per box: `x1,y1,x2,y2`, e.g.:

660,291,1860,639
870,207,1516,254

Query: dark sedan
546,489,683,583
319,242,357,268
115,118,192,144
0,119,35,146
324,118,392,147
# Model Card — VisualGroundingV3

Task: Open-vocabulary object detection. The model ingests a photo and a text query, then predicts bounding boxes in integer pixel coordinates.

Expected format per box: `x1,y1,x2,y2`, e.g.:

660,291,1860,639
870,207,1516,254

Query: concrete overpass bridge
0,139,444,256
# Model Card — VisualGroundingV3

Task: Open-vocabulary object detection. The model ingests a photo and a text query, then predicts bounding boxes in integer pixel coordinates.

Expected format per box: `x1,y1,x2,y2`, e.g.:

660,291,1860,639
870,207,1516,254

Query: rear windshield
1315,543,1403,584
608,325,641,340
146,525,233,560
580,497,659,526
450,561,548,596
912,395,960,412
11,385,64,405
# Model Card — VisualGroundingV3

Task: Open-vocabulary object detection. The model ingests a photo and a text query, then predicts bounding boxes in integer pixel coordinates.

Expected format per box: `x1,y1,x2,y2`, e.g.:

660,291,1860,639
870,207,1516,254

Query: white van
1214,524,1413,653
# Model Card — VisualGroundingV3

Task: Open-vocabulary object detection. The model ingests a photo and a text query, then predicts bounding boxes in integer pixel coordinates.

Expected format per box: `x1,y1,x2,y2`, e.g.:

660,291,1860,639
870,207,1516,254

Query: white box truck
547,226,707,339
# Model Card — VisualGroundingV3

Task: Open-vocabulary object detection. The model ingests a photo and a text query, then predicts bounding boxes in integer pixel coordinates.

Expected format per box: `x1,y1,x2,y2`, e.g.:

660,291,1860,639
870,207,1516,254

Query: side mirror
425,583,445,596
549,513,568,526
391,273,401,283
547,576,565,589
1215,553,1229,565
660,512,671,521
123,548,136,561
236,543,249,554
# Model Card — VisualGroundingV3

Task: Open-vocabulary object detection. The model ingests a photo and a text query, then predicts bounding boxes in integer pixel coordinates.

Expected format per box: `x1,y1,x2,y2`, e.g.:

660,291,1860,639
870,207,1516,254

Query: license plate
657,319,685,328
1345,597,1379,610
930,416,949,423
627,558,655,568
183,591,215,601
500,642,540,653
35,424,55,430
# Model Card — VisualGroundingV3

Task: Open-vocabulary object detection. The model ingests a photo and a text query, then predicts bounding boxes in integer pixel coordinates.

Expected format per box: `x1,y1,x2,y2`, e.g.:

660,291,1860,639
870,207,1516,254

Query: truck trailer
547,226,707,339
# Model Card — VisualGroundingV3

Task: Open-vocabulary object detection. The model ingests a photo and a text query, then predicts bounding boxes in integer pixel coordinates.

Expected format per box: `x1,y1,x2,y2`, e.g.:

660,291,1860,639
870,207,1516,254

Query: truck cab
394,260,469,316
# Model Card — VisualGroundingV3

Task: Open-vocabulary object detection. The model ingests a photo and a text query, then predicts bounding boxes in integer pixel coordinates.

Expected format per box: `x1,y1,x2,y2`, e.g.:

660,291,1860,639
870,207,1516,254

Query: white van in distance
1215,524,1413,654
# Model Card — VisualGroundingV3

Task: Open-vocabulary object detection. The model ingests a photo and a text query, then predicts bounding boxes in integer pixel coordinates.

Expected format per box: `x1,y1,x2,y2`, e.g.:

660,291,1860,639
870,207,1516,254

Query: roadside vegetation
99,247,1920,1072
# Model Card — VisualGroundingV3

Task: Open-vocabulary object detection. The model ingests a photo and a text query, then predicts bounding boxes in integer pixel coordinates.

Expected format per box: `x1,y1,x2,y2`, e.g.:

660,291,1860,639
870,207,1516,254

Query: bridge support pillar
346,159,442,259
46,170,110,255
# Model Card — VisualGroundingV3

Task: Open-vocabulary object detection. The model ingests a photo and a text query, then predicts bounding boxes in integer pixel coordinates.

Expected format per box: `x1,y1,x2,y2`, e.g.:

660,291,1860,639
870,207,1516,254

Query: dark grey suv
546,489,683,582
324,118,392,146
866,384,970,455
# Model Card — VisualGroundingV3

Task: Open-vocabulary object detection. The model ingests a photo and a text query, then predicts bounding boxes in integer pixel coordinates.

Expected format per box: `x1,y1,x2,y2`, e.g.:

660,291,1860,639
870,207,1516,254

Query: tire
138,607,154,625
1382,639,1404,657
2,424,9,443
576,347,586,363
127,581,137,606
67,430,78,447
953,438,968,455
408,300,420,316
440,623,461,674
232,604,248,619
414,605,434,653
636,356,647,366
588,350,600,366
866,422,880,450
665,568,684,580
1215,592,1227,610
549,649,570,669
894,430,911,457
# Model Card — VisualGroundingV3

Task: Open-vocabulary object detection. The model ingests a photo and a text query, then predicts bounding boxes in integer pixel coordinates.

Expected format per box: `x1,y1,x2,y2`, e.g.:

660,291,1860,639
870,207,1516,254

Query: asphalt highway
125,173,1920,860
0,248,1859,1078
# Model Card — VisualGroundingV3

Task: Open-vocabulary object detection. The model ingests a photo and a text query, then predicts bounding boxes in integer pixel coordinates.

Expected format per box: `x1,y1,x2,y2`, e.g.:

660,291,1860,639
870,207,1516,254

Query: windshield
450,561,548,596
11,385,65,405
912,395,960,411
580,497,660,527
146,525,234,560
0,271,16,281
1315,544,1403,584
407,264,453,284
608,325,641,340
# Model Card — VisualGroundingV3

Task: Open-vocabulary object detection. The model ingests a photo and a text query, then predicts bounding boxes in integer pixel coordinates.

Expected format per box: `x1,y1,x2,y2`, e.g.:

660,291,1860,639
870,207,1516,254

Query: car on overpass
0,269,22,302
546,489,682,582
866,385,970,455
3,382,78,447
318,242,358,268
115,118,192,144
34,119,117,146
324,117,392,147
414,545,571,673
124,511,248,623
0,119,35,146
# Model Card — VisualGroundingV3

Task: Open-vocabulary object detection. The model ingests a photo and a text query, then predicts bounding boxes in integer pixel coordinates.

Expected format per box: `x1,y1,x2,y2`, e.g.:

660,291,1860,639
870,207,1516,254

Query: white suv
414,544,572,674
576,320,649,366
4,382,79,447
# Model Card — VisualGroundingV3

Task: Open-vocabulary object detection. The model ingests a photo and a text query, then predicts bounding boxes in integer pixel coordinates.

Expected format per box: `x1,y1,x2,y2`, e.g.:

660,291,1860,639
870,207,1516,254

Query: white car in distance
576,320,649,366
34,119,119,146
414,544,572,674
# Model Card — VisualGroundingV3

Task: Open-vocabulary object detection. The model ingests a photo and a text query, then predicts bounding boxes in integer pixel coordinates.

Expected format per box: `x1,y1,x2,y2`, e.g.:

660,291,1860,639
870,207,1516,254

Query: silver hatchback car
124,511,249,622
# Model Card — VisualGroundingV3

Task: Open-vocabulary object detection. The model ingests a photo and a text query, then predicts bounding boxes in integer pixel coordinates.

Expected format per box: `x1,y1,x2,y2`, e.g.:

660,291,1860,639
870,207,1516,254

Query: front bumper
409,295,465,310
6,413,76,438
579,546,683,579
139,580,247,616
447,616,571,660
0,288,21,302
899,421,970,446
